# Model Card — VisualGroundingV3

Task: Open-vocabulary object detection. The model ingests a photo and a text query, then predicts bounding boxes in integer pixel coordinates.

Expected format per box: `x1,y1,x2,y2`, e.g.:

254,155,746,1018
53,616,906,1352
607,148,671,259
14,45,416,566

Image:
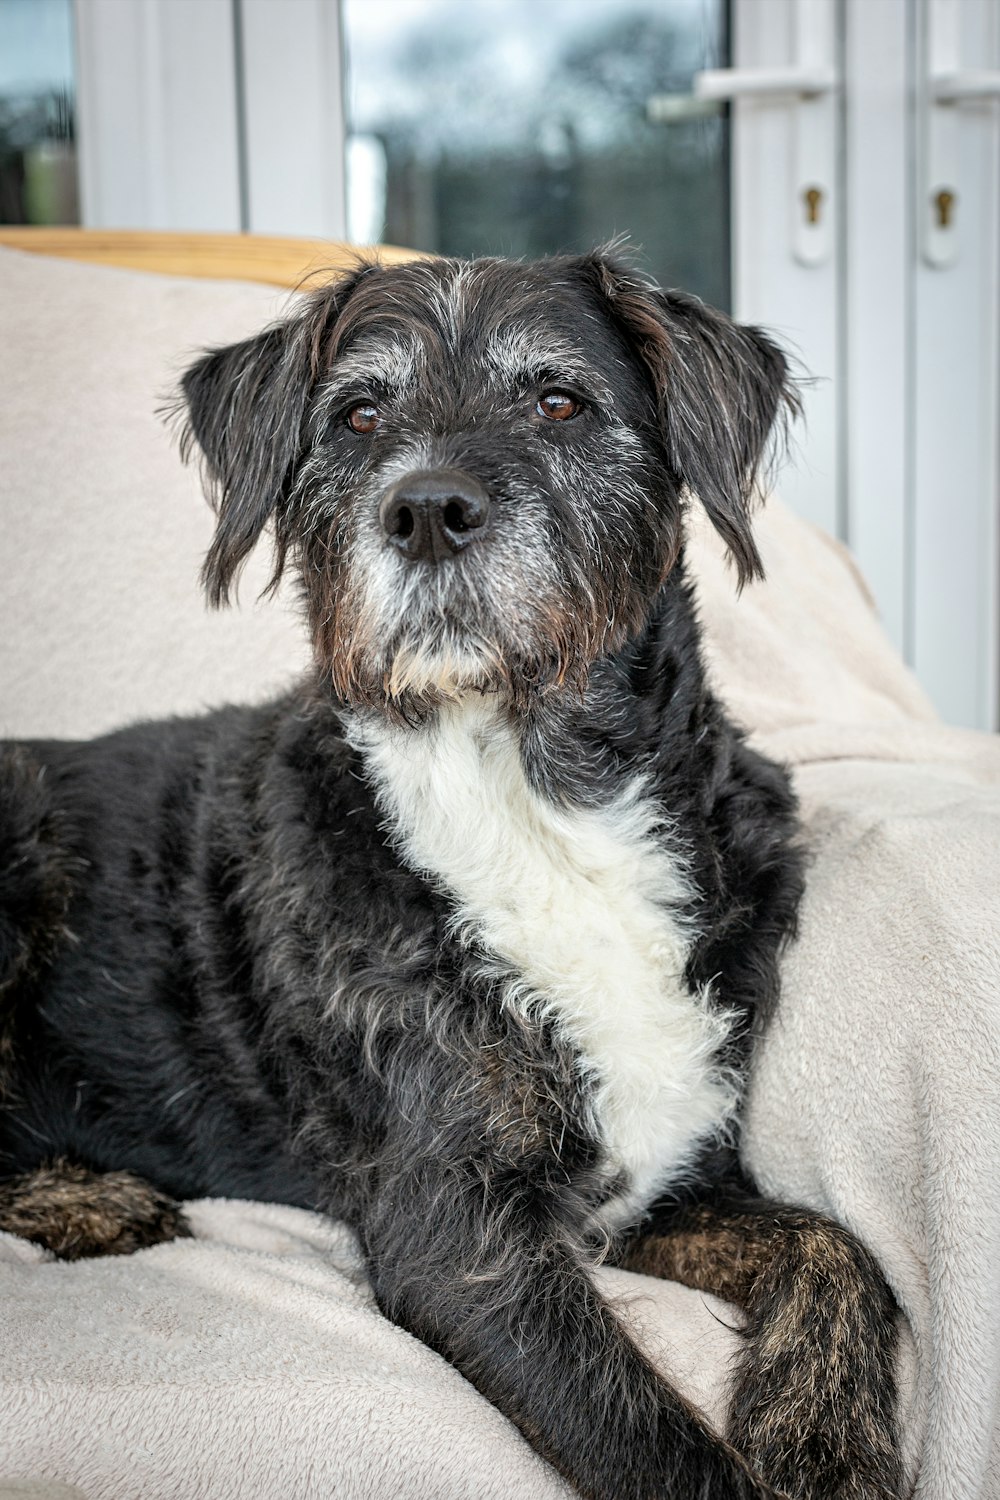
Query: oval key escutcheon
803,186,824,225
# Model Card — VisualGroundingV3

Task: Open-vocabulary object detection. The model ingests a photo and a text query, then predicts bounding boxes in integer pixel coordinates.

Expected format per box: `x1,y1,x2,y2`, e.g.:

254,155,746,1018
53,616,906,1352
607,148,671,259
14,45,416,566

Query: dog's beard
296,486,673,720
382,637,493,702
324,608,590,721
306,546,606,721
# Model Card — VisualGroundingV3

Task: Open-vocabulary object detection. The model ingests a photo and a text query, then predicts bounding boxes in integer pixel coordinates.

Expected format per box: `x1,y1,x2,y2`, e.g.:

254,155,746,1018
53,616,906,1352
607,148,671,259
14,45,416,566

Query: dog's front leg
359,1147,777,1500
623,1189,903,1499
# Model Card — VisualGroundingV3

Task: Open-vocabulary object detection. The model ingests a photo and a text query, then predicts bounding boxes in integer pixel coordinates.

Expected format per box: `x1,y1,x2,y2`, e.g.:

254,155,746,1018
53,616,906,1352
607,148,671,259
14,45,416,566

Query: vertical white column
238,0,348,240
73,0,242,231
842,0,910,656
912,0,1000,728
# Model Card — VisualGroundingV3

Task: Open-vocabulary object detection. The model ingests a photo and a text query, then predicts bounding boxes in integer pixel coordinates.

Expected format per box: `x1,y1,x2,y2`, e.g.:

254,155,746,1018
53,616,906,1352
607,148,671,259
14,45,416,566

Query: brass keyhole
934,188,956,228
803,186,824,225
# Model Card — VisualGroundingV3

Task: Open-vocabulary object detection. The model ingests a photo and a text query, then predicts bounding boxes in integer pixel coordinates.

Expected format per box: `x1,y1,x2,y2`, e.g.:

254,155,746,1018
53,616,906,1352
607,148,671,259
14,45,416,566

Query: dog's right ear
178,264,375,606
180,323,311,605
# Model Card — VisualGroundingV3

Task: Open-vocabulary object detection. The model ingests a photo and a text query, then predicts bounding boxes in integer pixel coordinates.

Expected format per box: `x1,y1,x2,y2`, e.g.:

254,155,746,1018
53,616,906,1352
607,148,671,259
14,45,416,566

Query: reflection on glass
0,0,79,225
343,0,729,309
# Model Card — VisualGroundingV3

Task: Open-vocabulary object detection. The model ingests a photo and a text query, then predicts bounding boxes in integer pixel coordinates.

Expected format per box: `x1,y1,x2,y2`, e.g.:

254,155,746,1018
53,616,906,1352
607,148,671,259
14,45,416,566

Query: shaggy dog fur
0,251,901,1499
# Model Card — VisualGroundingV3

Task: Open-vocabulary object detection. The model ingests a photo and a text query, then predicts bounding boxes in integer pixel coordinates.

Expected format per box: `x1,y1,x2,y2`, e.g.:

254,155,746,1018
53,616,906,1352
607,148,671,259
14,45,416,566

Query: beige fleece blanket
2,247,999,1500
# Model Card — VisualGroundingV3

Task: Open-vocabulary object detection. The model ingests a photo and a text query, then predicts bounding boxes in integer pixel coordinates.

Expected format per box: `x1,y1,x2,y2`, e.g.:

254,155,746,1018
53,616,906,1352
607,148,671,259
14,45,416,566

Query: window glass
0,0,78,225
343,0,730,309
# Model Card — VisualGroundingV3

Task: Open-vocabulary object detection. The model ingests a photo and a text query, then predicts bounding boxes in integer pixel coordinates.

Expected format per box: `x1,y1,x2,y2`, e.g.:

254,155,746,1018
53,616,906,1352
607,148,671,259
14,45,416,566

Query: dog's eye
346,402,381,435
536,391,580,422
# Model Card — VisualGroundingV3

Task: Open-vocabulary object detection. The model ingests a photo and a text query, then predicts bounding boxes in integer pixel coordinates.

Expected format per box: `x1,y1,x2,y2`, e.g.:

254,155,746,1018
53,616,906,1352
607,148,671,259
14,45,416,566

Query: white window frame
74,0,348,238
909,0,999,731
75,0,243,231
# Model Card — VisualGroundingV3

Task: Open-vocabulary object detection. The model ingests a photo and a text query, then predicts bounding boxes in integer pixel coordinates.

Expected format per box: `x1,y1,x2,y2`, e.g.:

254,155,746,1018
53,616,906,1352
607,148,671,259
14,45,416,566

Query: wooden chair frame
0,227,419,289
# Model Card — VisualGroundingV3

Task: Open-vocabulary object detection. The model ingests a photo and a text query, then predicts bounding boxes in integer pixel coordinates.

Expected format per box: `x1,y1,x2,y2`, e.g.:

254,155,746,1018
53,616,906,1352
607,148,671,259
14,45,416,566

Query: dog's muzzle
379,468,490,565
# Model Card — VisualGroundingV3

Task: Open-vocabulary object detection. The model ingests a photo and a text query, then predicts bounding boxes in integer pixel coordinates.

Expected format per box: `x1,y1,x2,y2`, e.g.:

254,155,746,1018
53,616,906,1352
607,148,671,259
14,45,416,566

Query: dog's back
0,710,319,1204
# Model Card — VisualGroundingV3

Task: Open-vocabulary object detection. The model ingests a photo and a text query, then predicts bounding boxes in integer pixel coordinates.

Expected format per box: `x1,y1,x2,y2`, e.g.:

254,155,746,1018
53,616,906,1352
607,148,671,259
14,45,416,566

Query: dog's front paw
0,1159,192,1259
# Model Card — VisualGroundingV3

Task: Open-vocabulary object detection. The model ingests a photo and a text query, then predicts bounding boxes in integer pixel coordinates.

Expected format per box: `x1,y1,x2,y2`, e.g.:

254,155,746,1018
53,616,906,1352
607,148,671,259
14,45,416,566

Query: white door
721,0,1000,729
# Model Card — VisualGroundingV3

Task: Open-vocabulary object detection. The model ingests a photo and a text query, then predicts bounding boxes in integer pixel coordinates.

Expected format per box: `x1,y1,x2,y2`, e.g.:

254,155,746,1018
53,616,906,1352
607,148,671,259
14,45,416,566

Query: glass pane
343,0,729,310
0,0,79,225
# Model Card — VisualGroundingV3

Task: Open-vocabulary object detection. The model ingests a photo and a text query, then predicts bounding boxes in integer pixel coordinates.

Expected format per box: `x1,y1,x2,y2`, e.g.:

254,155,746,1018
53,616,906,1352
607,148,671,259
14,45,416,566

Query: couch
1,234,998,1500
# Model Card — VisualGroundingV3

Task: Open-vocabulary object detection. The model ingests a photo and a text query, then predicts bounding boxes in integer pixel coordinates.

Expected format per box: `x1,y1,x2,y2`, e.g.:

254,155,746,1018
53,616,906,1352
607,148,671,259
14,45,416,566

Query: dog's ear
178,264,374,606
579,252,797,586
180,323,311,605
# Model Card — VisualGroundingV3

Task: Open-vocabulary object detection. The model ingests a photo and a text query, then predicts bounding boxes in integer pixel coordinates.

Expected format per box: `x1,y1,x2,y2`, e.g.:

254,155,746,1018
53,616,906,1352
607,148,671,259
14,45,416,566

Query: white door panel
731,0,840,539
843,0,909,657
732,0,999,728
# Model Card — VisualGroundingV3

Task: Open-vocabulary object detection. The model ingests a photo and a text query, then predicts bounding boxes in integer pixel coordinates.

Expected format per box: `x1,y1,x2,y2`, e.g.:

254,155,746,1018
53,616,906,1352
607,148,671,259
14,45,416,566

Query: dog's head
179,251,795,716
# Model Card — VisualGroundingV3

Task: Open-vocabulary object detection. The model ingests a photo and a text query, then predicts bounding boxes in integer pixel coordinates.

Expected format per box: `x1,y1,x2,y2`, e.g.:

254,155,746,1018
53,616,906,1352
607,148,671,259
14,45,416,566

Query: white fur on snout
351,698,741,1228
339,449,561,700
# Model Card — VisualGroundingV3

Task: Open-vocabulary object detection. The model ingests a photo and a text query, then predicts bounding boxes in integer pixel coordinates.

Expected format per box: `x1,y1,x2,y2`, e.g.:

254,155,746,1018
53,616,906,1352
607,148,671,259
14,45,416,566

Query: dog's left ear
579,253,797,586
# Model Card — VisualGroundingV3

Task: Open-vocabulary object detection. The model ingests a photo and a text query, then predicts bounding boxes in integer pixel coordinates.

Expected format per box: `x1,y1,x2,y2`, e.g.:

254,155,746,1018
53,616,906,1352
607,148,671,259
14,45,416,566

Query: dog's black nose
379,469,490,563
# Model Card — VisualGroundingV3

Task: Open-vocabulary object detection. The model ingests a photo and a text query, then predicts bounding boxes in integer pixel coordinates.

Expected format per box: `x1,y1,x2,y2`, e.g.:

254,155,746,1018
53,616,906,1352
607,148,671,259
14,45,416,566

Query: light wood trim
0,228,422,289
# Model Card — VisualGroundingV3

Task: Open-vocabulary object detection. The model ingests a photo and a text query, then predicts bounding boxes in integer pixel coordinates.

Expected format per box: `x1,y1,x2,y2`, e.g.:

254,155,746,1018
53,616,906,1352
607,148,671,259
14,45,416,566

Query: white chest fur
352,699,739,1227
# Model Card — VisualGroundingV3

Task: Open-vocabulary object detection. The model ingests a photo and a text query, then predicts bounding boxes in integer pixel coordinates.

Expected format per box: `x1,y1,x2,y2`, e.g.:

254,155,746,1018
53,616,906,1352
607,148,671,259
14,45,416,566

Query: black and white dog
0,252,901,1498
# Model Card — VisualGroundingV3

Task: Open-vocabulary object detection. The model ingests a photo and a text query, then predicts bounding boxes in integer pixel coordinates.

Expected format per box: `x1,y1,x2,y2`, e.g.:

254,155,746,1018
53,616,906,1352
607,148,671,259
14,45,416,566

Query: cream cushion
1,245,308,739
